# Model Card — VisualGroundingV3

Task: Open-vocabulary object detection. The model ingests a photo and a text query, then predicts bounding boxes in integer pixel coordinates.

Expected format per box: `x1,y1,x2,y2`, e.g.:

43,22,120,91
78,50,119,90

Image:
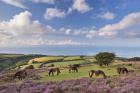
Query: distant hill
0,54,45,71
114,57,128,62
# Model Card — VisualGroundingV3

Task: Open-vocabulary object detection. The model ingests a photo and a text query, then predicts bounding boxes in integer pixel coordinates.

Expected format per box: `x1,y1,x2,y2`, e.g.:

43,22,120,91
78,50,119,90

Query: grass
28,56,64,64
1,55,136,83
23,59,94,69
45,60,85,67
63,56,81,61
18,56,136,82
38,63,135,82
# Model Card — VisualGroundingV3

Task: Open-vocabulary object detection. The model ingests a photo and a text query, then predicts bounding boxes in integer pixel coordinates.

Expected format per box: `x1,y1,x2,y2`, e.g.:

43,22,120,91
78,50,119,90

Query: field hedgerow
1,75,140,93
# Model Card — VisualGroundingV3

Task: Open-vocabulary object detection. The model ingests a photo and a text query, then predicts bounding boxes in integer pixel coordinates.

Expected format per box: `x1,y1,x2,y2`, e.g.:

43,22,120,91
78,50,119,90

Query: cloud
1,0,27,9
58,27,91,36
97,12,140,37
72,0,92,13
57,12,140,39
0,11,45,36
9,38,85,46
0,11,47,46
86,30,97,39
99,12,115,20
42,39,88,45
0,11,87,46
32,0,55,4
82,12,140,39
43,0,92,20
44,8,66,20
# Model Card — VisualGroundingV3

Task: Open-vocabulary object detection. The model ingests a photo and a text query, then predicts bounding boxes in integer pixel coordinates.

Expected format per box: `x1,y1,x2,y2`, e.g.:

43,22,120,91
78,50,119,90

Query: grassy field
21,60,90,69
0,55,140,93
28,56,64,64
37,63,135,82
23,56,95,68
1,55,138,84
13,56,136,82
21,63,135,83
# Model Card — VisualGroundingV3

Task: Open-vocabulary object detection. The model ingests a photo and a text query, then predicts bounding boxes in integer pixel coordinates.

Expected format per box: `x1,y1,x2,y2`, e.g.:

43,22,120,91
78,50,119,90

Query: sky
0,0,140,57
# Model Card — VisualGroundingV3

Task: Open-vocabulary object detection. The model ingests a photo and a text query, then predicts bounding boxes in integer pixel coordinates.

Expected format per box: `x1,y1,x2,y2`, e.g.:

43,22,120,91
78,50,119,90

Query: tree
95,52,115,66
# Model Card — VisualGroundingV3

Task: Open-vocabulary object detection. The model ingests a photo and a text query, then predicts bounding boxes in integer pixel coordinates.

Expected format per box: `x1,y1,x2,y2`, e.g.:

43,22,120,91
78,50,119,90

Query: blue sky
0,0,140,57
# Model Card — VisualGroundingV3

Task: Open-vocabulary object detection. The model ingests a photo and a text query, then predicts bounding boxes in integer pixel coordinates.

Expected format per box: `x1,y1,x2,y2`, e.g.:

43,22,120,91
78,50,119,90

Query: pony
117,67,128,74
48,67,61,76
68,64,79,73
13,70,27,80
89,70,107,79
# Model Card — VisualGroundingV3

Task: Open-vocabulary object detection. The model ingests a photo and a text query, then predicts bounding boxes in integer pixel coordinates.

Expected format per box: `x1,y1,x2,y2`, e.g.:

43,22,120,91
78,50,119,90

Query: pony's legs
57,70,59,75
69,68,72,73
76,69,78,72
69,69,71,73
48,71,51,76
89,71,94,78
52,72,54,76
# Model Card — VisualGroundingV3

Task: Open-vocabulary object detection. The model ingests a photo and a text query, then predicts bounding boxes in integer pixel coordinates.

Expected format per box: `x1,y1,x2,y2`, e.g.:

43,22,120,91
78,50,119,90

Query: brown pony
13,70,27,80
117,67,128,74
68,64,79,73
89,70,107,79
48,67,61,76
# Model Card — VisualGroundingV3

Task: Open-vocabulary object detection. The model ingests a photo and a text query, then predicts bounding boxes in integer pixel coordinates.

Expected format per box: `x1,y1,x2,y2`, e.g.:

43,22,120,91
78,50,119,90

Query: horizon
0,45,139,58
0,0,140,57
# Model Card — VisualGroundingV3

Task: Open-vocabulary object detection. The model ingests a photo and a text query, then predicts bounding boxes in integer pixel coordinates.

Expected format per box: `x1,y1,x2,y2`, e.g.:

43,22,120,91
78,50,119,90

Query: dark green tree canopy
95,52,115,66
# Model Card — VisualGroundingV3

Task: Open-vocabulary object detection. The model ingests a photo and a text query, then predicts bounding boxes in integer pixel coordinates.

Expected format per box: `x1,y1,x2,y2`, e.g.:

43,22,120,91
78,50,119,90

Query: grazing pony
13,70,27,80
48,67,61,76
89,70,107,79
68,64,79,73
117,67,128,74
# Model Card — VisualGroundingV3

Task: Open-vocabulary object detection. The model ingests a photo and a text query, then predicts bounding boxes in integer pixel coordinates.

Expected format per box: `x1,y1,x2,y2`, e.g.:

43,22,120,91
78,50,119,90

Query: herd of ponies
12,64,132,80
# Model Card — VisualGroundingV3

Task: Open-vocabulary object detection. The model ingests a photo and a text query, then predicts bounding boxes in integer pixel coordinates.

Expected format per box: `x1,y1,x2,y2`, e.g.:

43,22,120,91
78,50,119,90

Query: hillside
0,54,129,71
0,54,45,71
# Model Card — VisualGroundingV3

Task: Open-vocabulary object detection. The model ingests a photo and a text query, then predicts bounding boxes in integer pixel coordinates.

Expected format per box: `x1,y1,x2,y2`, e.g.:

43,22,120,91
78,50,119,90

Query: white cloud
72,0,92,13
43,39,87,45
1,0,26,9
42,0,92,20
44,8,66,20
65,29,72,35
58,27,91,36
0,11,87,46
2,11,140,47
32,0,55,4
97,12,140,37
0,11,45,36
86,30,97,39
58,12,140,39
0,11,47,46
99,12,115,20
79,12,140,39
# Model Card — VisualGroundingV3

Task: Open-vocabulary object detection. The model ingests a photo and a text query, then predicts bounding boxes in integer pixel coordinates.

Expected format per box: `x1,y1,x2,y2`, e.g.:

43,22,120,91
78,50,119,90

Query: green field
37,63,134,82
16,56,135,82
0,54,138,83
